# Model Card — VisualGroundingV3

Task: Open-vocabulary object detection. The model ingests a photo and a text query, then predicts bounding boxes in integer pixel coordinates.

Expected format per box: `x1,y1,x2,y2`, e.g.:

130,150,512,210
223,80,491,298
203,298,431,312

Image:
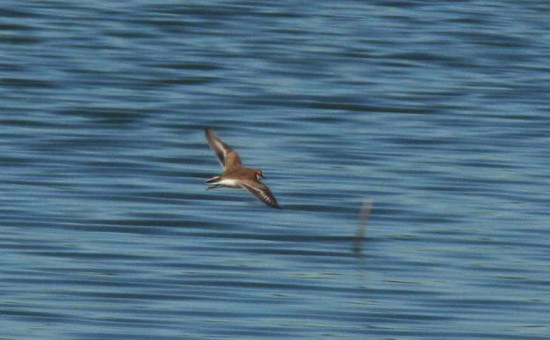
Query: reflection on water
353,200,373,256
1,1,549,339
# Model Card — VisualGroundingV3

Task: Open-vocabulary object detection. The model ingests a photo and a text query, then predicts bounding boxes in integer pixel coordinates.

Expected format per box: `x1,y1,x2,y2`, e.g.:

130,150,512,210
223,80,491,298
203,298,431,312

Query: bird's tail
205,176,221,184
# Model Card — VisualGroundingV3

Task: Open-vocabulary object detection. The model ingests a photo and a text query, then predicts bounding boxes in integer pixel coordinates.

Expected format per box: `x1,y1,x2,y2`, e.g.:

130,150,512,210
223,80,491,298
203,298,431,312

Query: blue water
1,1,549,339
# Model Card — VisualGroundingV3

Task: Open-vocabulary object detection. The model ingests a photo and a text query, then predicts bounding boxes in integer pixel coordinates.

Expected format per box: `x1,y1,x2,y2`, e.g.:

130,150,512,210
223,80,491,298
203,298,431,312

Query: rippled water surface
1,1,549,339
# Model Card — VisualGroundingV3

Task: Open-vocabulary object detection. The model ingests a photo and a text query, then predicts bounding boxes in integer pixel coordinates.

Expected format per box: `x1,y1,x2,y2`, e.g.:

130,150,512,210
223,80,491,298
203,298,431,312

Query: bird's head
255,170,265,181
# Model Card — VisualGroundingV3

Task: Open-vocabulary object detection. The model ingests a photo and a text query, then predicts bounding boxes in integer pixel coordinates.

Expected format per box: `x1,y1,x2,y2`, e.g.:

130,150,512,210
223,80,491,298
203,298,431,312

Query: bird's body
205,128,281,209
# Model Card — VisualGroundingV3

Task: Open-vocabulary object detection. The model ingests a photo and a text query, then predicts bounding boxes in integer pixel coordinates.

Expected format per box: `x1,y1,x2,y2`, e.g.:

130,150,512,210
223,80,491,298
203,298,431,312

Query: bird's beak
260,173,266,179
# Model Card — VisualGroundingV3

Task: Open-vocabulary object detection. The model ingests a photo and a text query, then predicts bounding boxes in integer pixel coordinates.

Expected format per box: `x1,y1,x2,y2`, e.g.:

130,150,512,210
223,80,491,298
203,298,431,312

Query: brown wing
205,128,242,170
239,180,281,209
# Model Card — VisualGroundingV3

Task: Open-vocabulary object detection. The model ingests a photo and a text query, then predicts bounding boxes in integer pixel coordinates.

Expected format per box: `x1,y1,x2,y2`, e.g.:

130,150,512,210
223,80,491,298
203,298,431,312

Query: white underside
215,179,240,187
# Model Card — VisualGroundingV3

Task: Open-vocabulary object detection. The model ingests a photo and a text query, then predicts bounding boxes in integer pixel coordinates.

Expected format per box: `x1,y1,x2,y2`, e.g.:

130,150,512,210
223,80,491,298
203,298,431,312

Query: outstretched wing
205,128,242,170
239,180,281,209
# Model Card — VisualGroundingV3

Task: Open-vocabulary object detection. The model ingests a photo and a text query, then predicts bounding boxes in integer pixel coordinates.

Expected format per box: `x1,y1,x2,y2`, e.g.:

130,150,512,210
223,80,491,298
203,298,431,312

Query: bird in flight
204,128,281,209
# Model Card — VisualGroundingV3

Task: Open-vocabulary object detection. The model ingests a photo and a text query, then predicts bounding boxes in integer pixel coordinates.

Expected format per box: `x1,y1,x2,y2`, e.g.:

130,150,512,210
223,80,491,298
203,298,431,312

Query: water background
1,1,549,339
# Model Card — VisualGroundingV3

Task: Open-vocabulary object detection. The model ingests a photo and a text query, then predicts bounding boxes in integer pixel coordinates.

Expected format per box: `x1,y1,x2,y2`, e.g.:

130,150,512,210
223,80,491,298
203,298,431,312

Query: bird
204,128,281,209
